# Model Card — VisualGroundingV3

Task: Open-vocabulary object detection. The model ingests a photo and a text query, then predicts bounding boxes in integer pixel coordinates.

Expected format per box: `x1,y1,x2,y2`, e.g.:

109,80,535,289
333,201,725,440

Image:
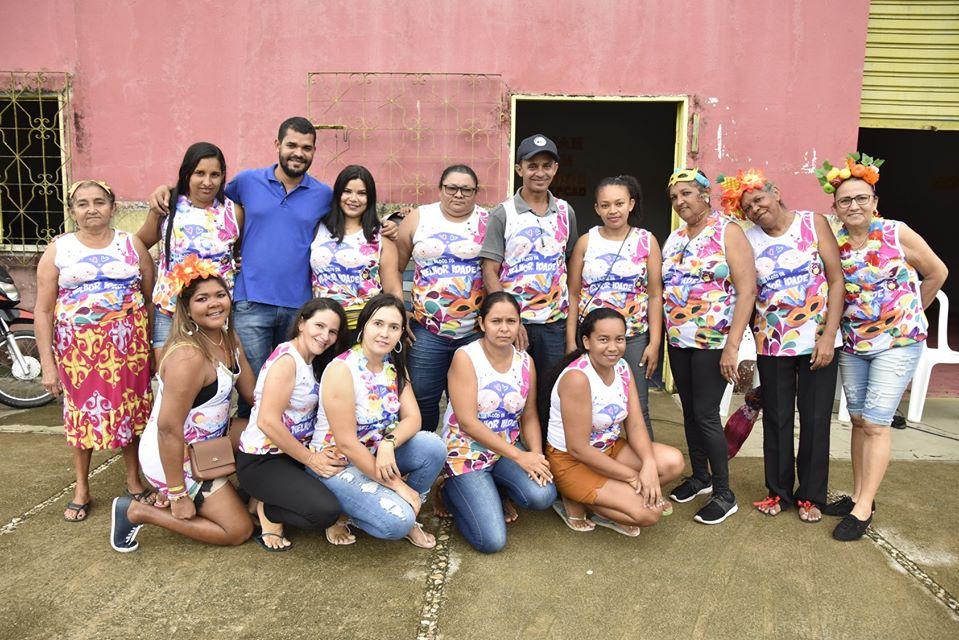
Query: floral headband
815,151,883,194
716,169,771,219
169,254,220,294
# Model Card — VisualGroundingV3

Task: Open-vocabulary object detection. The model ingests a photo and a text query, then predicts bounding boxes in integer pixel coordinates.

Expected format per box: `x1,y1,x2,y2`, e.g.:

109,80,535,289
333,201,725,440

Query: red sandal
752,495,781,516
797,500,822,523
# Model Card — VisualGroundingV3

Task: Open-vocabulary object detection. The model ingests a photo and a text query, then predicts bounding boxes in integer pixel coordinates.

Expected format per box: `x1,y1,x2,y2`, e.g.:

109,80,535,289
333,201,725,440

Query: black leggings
668,346,731,495
236,451,341,529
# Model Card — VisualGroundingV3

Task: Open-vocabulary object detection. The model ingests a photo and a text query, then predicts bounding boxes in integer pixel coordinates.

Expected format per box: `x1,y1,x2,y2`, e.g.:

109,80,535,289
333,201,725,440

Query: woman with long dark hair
546,308,683,536
310,165,401,334
235,298,351,552
110,261,257,551
135,142,241,359
309,293,447,549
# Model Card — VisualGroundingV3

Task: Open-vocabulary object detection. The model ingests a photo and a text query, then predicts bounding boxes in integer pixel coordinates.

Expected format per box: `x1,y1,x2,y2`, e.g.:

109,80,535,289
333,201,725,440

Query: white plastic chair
907,290,957,423
719,329,757,417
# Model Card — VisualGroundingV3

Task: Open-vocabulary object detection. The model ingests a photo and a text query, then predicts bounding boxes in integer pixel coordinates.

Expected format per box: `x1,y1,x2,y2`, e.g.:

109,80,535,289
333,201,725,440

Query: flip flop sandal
590,515,641,537
126,488,157,506
797,500,822,524
325,521,356,546
551,500,595,532
660,500,674,516
64,501,91,522
404,522,436,549
753,495,782,516
255,532,293,552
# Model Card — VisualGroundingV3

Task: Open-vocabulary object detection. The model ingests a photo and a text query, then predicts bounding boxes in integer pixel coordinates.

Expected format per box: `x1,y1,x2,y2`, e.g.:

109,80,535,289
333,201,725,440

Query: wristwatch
382,432,397,446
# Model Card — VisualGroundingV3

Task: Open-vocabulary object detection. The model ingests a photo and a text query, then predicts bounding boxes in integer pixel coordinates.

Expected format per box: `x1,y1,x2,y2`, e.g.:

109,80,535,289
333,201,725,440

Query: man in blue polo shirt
148,116,331,413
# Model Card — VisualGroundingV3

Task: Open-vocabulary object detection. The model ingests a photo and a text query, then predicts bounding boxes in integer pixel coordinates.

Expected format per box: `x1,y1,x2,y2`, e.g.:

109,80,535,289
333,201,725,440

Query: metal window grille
0,71,72,260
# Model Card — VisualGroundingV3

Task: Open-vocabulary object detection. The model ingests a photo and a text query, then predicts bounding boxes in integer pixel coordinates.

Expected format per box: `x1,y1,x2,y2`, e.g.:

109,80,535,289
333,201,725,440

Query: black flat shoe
832,513,872,541
821,495,876,517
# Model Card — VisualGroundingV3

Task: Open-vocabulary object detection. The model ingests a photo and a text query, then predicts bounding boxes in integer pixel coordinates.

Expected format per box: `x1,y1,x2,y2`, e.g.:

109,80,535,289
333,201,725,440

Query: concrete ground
0,393,956,640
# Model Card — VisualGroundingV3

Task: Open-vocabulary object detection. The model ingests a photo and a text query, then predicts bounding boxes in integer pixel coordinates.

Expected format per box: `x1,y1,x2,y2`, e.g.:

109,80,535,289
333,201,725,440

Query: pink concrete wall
2,0,870,211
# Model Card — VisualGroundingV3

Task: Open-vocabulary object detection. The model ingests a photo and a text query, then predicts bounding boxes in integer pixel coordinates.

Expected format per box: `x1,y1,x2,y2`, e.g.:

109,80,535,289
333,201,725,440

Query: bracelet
166,484,185,494
167,490,189,502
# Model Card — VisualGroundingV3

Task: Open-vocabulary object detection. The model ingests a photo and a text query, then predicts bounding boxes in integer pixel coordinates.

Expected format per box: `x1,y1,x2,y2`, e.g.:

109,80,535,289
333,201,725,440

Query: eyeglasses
835,194,874,209
441,184,477,197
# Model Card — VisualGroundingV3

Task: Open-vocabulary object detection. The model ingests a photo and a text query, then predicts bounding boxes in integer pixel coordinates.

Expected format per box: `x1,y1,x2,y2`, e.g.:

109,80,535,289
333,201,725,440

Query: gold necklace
198,329,225,348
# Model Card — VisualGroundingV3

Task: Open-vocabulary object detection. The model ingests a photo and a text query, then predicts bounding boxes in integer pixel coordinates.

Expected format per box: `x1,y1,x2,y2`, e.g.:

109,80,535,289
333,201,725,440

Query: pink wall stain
2,0,870,212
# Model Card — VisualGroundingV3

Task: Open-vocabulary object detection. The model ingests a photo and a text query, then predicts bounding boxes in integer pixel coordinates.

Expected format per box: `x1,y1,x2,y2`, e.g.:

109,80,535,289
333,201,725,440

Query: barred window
0,72,71,252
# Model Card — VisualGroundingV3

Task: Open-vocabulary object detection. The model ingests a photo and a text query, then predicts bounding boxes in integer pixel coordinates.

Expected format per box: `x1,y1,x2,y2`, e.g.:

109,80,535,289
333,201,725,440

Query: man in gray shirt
480,134,579,433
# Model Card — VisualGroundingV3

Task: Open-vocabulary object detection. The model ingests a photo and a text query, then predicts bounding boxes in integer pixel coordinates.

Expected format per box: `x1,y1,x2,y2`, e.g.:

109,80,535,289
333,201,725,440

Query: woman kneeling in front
439,291,556,553
546,308,684,536
309,294,446,549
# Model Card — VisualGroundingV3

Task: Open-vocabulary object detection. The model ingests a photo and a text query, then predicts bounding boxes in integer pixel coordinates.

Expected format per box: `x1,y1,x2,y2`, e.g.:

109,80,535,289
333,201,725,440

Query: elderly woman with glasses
815,152,947,541
392,164,489,432
35,180,156,522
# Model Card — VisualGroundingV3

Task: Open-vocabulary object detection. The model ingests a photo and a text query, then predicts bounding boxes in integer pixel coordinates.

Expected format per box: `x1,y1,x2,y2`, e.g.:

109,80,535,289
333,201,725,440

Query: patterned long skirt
54,307,153,450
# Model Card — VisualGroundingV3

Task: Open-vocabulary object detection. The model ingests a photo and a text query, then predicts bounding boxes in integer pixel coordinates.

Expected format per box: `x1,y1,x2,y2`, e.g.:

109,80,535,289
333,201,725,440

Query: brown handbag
188,437,236,480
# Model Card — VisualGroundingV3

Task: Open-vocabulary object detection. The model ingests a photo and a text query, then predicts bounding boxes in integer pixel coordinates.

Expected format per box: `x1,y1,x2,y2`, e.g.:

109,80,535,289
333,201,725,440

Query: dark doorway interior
857,127,958,349
513,99,678,247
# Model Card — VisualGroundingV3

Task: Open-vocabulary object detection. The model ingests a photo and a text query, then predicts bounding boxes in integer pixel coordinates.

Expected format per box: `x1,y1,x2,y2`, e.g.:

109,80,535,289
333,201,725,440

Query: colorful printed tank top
139,347,240,496
746,211,830,356
546,354,631,453
152,196,239,315
411,202,489,339
661,212,737,349
580,226,651,336
239,342,319,455
310,225,382,314
499,198,570,324
54,230,143,326
311,345,401,455
441,341,531,476
838,217,927,353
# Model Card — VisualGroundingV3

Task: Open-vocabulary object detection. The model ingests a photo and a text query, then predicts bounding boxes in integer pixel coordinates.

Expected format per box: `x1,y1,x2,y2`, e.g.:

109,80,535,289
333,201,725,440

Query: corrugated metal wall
861,0,959,130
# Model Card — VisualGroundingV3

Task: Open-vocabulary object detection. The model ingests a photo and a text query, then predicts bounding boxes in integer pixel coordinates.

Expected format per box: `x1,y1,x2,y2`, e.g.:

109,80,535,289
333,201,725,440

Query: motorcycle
0,265,54,408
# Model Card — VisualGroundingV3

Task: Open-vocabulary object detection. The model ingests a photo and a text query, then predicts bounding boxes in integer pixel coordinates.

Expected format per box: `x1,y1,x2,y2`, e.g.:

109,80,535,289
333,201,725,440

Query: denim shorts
152,309,173,347
839,341,924,426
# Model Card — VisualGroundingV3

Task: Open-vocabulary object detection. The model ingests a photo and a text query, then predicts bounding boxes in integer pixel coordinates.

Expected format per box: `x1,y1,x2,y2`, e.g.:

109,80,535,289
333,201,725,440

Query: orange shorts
546,438,626,505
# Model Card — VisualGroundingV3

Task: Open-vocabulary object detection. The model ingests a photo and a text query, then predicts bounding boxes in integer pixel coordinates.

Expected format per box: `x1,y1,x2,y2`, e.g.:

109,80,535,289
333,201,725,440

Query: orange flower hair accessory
815,151,883,194
169,254,220,293
716,169,770,219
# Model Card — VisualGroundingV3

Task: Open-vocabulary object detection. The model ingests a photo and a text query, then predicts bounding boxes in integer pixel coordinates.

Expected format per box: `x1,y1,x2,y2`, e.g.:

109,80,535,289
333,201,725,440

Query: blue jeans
525,320,568,435
840,342,923,426
312,432,446,540
152,309,173,347
233,300,301,417
442,454,557,553
408,321,481,431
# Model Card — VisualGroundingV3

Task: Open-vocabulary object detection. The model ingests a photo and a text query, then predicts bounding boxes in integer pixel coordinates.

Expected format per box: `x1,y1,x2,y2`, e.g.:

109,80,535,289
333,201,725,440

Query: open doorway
511,97,683,246
511,96,687,389
858,127,959,397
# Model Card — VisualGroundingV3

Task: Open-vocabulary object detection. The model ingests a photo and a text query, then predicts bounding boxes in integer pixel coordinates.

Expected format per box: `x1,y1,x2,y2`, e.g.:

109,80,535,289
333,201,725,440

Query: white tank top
547,354,631,452
238,342,319,455
139,347,240,495
440,341,531,475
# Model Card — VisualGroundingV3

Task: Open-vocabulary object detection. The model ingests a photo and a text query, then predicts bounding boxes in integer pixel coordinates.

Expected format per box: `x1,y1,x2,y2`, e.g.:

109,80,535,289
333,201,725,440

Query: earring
356,330,363,344
394,340,403,354
187,319,199,336
224,317,229,332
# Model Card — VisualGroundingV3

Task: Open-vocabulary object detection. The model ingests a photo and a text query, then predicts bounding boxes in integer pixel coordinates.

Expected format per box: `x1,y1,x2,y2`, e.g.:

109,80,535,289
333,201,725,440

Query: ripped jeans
839,341,924,426
313,431,446,540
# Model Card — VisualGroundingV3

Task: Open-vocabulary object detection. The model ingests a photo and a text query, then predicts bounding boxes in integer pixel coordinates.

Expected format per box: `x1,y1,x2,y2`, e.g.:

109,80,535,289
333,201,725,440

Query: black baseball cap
516,134,560,163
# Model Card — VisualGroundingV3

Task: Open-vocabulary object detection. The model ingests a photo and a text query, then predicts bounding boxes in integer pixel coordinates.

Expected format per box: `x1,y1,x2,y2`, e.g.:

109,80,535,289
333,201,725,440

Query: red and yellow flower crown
715,169,770,219
815,151,883,194
169,254,220,293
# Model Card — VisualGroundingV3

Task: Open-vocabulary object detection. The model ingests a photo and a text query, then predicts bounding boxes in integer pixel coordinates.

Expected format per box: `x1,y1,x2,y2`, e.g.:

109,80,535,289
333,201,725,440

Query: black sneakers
669,476,713,503
693,492,739,525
